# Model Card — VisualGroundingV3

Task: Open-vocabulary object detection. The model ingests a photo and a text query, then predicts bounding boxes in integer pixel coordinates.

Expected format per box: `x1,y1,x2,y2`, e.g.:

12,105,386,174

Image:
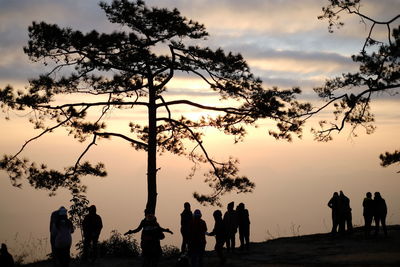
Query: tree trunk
146,81,157,215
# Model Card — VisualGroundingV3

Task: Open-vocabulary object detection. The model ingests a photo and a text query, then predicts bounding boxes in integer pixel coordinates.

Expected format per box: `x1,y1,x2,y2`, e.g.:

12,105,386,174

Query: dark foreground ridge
24,225,400,267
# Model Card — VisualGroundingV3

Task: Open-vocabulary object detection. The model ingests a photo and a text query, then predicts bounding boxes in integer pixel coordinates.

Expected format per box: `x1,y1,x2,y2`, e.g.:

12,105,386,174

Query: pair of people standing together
50,205,103,267
362,191,388,236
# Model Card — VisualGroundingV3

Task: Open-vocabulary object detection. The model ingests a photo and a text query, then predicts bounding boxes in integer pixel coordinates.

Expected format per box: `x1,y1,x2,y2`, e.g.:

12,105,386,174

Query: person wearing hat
50,206,65,257
125,210,173,267
54,207,74,267
188,209,207,267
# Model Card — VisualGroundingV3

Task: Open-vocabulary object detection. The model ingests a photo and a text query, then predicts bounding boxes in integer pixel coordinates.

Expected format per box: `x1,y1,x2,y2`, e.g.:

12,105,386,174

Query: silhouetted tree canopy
311,0,399,170
0,0,310,213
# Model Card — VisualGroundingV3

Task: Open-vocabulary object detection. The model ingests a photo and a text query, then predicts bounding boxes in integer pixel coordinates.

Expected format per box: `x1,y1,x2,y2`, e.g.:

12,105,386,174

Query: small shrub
162,245,180,258
96,230,140,258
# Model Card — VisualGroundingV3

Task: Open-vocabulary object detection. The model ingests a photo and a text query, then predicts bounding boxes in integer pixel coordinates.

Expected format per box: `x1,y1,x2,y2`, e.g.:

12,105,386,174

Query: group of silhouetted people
178,201,250,267
49,205,103,267
328,191,388,237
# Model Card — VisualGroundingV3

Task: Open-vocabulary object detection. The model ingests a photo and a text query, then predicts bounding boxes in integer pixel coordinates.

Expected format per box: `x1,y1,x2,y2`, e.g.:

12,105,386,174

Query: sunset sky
1,0,399,261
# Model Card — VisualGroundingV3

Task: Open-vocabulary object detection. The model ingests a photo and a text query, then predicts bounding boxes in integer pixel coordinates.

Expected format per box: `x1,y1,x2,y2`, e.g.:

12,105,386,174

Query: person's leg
338,214,345,234
82,237,90,261
374,216,380,235
347,212,353,232
215,240,224,263
231,234,236,251
225,236,231,252
239,227,244,249
92,237,99,262
364,216,369,236
331,212,337,233
382,216,388,236
244,226,250,250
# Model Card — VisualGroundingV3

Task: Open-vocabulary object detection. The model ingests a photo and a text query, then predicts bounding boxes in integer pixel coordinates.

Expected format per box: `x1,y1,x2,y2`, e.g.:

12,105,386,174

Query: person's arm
124,220,143,235
99,216,103,231
160,226,173,234
328,199,333,208
208,225,216,236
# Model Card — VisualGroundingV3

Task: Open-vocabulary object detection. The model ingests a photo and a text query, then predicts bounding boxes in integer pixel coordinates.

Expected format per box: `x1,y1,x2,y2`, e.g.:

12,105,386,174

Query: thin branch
157,117,223,182
9,107,88,161
34,100,149,110
72,134,98,172
156,99,243,114
94,132,148,148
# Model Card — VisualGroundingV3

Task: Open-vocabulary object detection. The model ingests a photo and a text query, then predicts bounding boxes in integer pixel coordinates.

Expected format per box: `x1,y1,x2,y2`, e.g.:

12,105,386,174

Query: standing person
362,192,374,237
50,206,64,258
236,203,250,251
339,191,353,234
54,207,74,267
125,210,173,267
327,192,339,234
82,205,103,262
0,243,14,267
373,192,388,236
207,210,226,265
223,202,238,252
188,209,207,267
180,202,193,254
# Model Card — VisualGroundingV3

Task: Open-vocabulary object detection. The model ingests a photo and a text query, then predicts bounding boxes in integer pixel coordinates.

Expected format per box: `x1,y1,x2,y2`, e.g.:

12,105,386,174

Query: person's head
143,209,155,221
194,209,202,219
227,201,234,211
184,202,191,210
339,190,344,196
366,192,372,198
88,205,97,214
58,206,67,216
237,203,245,210
213,210,222,220
145,213,156,221
1,243,7,253
333,192,338,197
374,192,381,199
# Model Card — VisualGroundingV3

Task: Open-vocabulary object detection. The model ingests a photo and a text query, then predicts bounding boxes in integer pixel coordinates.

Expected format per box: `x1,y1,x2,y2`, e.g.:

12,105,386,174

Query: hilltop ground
24,225,400,266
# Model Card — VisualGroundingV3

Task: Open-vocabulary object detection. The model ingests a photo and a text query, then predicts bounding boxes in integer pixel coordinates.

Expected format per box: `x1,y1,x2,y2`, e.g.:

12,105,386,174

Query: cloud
0,0,397,99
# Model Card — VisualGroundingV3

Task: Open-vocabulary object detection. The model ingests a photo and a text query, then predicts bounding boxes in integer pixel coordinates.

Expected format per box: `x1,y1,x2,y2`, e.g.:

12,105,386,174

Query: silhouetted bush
97,230,140,258
161,245,180,258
